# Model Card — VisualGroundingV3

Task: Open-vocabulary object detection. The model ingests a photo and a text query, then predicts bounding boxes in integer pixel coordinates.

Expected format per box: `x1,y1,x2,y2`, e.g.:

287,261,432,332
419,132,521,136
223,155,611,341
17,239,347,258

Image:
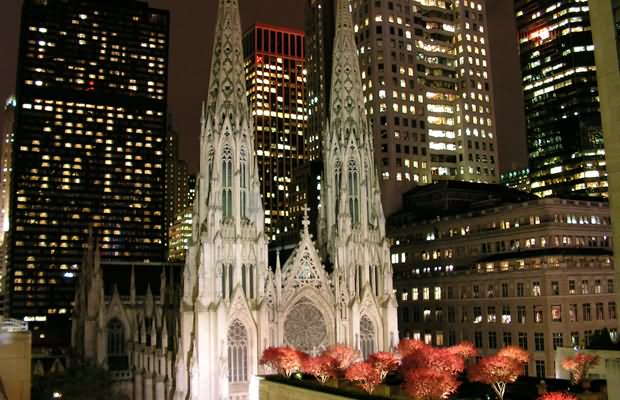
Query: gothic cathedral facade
72,0,398,399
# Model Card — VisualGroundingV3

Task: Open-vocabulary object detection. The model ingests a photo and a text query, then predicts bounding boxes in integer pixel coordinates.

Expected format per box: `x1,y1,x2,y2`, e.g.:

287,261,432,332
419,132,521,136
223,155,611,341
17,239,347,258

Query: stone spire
205,0,248,120
319,0,386,257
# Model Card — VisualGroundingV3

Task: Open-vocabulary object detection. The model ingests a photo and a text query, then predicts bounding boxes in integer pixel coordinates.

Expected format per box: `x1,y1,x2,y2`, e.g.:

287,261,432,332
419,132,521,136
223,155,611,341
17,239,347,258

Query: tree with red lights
402,368,460,400
344,361,382,394
259,346,307,377
447,341,478,360
400,346,465,376
367,352,400,381
561,353,600,385
497,346,530,364
301,355,337,385
538,393,577,400
467,355,524,400
321,344,361,375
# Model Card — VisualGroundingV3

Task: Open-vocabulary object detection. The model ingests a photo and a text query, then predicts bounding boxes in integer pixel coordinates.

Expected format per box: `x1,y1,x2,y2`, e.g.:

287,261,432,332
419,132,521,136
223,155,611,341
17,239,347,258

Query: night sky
0,0,527,173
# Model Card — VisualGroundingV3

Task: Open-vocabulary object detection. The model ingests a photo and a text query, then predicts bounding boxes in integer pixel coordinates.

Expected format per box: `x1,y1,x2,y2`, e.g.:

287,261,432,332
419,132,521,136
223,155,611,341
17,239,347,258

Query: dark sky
0,0,527,173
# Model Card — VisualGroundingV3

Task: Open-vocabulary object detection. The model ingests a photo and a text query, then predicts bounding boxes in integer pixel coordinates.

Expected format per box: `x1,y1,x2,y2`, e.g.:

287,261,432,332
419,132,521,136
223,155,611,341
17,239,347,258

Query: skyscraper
515,0,607,198
342,0,499,215
164,117,189,239
242,24,307,243
0,97,15,316
9,0,169,339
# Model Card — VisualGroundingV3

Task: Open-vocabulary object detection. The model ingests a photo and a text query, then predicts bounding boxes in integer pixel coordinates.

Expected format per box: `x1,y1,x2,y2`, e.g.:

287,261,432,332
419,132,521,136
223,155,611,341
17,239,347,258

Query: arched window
107,318,125,356
360,316,375,359
249,264,255,299
241,264,247,296
348,160,360,224
335,160,342,217
227,319,249,383
240,147,248,219
222,146,233,218
107,318,128,371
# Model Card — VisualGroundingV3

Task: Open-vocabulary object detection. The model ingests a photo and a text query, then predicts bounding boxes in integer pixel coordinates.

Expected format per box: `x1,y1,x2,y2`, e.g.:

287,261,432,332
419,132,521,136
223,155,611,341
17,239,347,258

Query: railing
0,318,28,333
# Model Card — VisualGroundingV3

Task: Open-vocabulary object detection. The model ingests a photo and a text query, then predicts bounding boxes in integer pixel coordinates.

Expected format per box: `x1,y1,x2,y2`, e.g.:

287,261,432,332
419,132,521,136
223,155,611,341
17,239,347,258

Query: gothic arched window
107,318,128,371
240,147,248,219
107,318,125,356
222,146,233,218
227,319,249,383
348,160,360,224
360,316,375,359
335,160,342,217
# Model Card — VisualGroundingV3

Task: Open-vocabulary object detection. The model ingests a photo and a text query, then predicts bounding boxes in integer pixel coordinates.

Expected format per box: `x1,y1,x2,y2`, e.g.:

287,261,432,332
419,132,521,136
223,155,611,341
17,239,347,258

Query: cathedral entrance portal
283,298,328,354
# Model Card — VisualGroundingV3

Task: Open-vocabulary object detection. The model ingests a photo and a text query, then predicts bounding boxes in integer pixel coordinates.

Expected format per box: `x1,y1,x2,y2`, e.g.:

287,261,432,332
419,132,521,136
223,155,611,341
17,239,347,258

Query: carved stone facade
72,0,398,399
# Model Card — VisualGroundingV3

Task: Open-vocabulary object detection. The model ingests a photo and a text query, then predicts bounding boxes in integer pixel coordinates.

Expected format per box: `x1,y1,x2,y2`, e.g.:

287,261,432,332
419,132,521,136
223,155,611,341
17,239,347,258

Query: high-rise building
9,0,169,339
242,24,308,243
590,0,620,330
0,97,16,316
186,174,196,208
164,117,189,235
342,0,499,216
515,0,607,198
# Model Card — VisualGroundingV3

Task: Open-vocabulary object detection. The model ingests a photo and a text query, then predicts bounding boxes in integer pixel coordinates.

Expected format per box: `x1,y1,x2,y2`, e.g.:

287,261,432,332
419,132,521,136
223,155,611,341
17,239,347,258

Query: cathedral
71,0,398,399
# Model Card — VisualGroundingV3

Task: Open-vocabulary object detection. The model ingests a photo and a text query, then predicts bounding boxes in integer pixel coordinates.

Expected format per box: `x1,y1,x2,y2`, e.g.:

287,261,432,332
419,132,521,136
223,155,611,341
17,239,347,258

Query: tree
497,346,530,364
447,341,478,360
401,346,465,376
302,355,337,384
538,393,577,400
561,353,600,385
402,368,460,400
321,344,361,374
367,352,400,381
397,339,429,357
260,346,307,377
344,361,382,394
467,355,523,400
32,358,128,400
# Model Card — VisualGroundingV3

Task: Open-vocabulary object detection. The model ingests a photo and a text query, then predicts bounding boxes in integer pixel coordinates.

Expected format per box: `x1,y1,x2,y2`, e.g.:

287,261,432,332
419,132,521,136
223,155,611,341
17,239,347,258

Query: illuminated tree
561,353,600,385
259,346,307,377
447,341,478,360
467,355,524,400
402,368,460,400
497,346,530,364
367,352,400,381
321,344,361,374
302,355,337,385
344,361,382,394
538,393,577,400
401,346,465,376
397,339,429,357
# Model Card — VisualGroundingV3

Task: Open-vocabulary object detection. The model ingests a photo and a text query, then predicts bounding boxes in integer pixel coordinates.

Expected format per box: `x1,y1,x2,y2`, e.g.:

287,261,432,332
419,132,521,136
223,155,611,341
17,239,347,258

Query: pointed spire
329,0,365,123
301,204,311,239
161,316,169,351
160,267,167,306
206,0,248,118
275,250,282,298
130,266,136,305
145,283,154,317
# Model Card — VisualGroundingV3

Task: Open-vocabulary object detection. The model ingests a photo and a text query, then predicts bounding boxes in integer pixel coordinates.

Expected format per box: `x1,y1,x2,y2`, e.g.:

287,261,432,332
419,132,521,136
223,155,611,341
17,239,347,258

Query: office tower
590,0,620,329
167,206,192,262
501,167,531,193
186,174,196,208
164,117,189,234
515,0,607,198
390,191,615,378
242,24,307,243
9,0,169,339
345,0,498,216
0,97,16,316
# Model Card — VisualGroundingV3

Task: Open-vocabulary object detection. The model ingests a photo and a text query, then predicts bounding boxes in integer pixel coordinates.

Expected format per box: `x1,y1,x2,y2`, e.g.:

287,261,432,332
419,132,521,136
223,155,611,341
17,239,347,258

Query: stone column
134,369,143,400
143,372,154,400
154,376,166,400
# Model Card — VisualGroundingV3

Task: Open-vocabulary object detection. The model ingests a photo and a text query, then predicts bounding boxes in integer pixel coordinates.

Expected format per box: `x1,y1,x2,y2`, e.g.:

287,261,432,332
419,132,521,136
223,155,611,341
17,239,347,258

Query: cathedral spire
205,0,248,119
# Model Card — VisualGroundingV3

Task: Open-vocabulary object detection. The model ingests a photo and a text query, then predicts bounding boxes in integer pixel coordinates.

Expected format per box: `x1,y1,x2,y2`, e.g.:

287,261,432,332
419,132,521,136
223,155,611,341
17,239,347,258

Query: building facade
590,0,620,331
347,0,499,215
164,118,189,240
9,0,169,341
166,206,191,262
241,24,308,244
515,0,607,198
501,167,531,193
0,97,15,316
390,196,616,378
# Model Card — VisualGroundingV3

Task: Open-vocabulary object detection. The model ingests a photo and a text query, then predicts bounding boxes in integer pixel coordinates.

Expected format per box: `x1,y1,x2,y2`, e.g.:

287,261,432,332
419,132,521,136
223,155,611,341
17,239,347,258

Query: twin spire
206,0,248,119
